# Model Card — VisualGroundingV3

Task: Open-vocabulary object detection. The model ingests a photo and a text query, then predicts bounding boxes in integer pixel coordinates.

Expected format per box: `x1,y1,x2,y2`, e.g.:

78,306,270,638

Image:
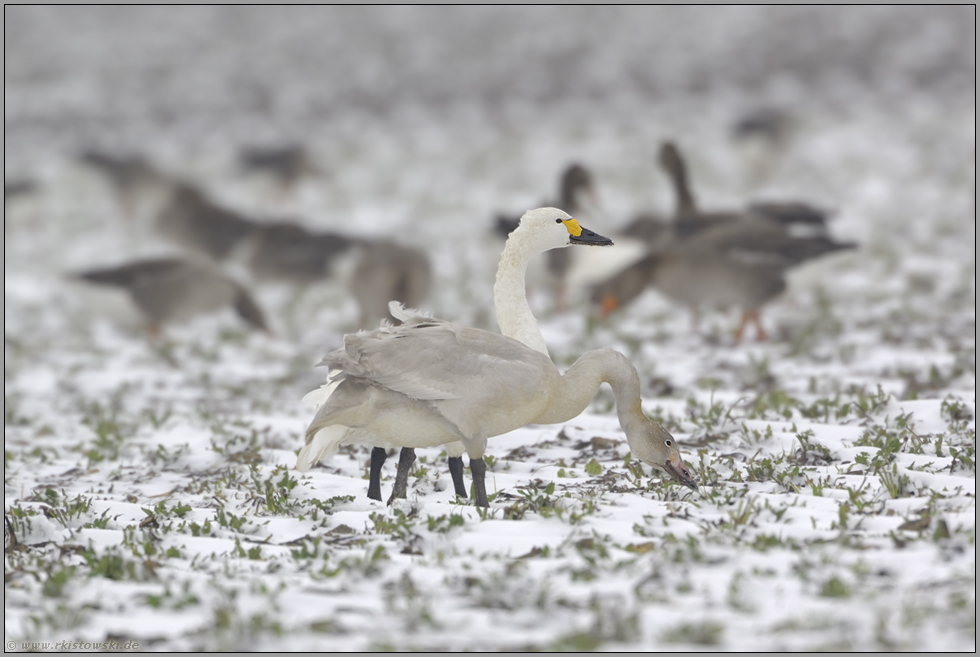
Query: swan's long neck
494,228,551,357
533,349,646,436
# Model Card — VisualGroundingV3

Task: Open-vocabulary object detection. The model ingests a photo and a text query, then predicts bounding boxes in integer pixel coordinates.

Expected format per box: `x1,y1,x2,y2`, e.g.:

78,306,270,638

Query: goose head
626,420,698,491
512,207,613,254
559,163,597,214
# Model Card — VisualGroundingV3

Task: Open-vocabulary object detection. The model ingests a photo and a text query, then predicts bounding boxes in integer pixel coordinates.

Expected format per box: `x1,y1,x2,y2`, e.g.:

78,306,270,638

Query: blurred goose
154,183,258,261
350,240,432,329
591,216,855,341
238,144,320,193
591,141,849,334
241,220,355,283
78,150,171,220
299,208,667,505
78,158,264,258
297,210,695,506
238,222,430,330
611,142,748,248
157,190,431,336
72,257,269,335
659,140,832,239
730,107,794,187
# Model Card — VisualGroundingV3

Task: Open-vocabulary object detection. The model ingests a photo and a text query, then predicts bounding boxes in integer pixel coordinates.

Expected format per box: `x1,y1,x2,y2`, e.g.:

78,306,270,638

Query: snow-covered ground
5,7,976,651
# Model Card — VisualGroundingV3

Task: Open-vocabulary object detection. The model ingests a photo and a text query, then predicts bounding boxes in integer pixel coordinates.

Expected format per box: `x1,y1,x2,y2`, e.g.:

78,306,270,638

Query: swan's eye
555,218,562,224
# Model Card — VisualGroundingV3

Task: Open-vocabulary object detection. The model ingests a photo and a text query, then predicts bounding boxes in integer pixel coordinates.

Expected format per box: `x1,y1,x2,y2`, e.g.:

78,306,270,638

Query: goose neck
668,159,697,216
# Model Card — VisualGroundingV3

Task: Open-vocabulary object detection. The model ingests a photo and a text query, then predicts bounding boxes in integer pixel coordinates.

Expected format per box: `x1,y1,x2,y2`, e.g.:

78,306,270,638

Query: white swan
295,208,696,505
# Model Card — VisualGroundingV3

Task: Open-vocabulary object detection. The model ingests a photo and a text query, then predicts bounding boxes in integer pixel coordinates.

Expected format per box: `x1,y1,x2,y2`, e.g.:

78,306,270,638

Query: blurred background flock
4,6,976,651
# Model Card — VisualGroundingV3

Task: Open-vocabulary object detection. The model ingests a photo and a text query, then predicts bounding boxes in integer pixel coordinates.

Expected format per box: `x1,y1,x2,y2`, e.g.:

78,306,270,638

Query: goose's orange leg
736,308,768,343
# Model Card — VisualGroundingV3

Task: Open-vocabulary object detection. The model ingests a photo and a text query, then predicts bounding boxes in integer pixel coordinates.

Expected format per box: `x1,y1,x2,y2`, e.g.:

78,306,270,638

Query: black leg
448,456,467,498
386,448,416,505
367,447,387,501
470,457,489,508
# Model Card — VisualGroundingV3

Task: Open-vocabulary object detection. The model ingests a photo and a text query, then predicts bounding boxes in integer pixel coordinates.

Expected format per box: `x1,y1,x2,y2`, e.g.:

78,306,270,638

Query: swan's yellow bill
562,218,584,237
